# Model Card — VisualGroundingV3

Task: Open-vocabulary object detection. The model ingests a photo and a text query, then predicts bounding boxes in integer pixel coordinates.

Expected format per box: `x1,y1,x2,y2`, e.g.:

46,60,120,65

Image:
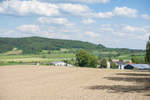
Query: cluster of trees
100,58,117,69
75,50,119,69
76,50,98,68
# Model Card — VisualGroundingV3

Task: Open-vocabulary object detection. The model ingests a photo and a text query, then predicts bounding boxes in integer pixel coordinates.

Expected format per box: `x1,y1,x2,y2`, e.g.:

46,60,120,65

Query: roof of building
50,61,66,65
125,64,150,70
116,61,126,65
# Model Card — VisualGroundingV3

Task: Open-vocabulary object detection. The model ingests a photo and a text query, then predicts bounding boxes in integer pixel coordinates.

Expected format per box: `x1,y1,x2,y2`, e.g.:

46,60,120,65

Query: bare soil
0,65,150,100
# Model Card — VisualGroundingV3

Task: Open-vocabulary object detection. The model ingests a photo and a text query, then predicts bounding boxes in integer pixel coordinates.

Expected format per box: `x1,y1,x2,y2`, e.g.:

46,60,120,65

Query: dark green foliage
108,58,112,62
63,59,74,65
146,37,150,64
0,37,105,54
110,62,118,69
108,58,118,69
89,55,98,68
101,58,107,68
119,58,123,62
76,50,98,68
131,56,146,64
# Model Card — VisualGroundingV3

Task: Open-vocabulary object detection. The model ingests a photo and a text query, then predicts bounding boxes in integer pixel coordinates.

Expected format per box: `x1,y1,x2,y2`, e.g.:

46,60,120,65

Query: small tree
101,58,107,68
76,50,98,68
146,36,150,64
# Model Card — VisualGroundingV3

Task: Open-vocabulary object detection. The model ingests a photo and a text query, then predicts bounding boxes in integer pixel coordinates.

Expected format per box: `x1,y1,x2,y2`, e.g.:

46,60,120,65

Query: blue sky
0,0,150,49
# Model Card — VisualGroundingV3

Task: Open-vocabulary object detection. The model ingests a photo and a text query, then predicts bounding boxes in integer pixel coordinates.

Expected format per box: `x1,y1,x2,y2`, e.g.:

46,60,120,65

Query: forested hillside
0,37,105,54
0,36,145,56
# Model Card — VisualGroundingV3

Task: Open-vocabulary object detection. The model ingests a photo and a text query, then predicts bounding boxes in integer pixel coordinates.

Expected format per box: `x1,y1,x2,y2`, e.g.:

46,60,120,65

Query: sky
0,0,150,49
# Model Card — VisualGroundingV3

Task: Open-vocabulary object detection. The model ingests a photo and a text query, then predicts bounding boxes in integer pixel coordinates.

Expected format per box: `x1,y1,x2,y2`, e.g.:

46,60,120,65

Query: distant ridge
0,37,105,54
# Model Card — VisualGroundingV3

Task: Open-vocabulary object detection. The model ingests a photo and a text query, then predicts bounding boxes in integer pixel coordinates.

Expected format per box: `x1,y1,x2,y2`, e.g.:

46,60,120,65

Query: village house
116,61,126,70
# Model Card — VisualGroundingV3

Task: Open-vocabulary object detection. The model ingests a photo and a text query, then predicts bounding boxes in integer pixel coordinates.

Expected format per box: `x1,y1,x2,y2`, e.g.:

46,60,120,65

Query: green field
0,49,145,66
0,52,75,66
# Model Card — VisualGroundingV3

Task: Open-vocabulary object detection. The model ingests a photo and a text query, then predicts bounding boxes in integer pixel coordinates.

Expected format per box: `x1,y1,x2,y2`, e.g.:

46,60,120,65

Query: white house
50,61,72,66
107,61,110,69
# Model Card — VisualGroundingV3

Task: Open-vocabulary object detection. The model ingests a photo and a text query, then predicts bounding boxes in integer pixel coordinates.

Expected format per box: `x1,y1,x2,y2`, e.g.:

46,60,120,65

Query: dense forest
0,37,145,55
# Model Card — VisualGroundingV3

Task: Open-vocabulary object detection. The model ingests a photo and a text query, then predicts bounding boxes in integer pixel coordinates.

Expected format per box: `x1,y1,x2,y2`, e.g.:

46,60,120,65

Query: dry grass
0,65,150,100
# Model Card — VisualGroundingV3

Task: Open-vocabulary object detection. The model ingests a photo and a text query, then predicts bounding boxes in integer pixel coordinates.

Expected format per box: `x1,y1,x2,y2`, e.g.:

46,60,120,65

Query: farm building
116,61,127,70
124,64,150,70
50,61,72,66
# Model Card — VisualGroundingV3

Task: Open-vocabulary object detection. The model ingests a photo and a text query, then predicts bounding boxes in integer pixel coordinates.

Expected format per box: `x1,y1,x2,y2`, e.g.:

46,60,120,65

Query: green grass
0,62,28,66
0,53,75,65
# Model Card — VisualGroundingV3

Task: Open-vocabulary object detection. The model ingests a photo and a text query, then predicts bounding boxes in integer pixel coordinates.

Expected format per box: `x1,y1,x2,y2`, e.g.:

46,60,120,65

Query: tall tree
146,36,150,64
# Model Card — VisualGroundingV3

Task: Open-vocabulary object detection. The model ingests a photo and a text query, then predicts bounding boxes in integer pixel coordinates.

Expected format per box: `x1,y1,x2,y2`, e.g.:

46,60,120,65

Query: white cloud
99,27,114,32
16,24,40,33
0,5,4,13
52,0,110,3
96,12,113,18
141,14,150,20
122,25,146,32
98,24,149,42
38,17,68,24
92,7,138,18
0,0,139,19
85,31,99,37
122,25,136,32
0,0,60,16
113,7,138,18
82,18,95,24
0,0,91,17
58,3,90,16
38,17,75,27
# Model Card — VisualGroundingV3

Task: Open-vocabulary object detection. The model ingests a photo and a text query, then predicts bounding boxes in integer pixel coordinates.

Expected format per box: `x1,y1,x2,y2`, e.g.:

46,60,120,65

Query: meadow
0,52,75,66
0,48,145,66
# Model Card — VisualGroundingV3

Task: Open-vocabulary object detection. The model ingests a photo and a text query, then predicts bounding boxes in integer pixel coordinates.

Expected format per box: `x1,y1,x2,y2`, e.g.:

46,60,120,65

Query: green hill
0,37,105,54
